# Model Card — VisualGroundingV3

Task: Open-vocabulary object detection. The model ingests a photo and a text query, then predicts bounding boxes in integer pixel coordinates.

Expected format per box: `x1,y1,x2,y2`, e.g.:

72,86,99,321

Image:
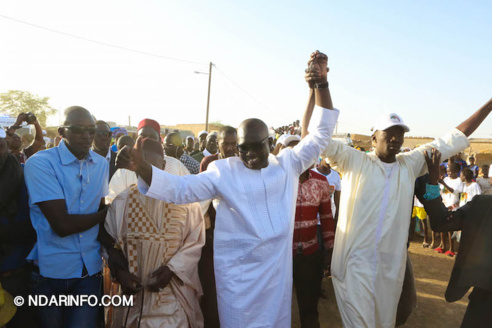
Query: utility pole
195,62,214,132
205,62,213,132
128,115,131,127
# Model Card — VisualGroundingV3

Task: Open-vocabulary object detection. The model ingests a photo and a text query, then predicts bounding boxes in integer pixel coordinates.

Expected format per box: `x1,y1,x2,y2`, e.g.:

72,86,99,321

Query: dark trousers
461,288,492,328
198,227,220,328
1,265,40,328
395,255,417,326
30,271,102,328
293,249,323,328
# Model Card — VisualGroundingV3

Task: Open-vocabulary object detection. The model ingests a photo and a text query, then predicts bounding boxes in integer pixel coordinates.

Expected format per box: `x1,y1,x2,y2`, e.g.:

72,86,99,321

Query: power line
214,67,282,117
0,14,208,66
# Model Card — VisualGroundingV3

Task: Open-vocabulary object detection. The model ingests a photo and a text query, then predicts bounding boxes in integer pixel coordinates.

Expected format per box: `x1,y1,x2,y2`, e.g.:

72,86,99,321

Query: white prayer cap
0,128,6,139
280,135,301,147
186,136,195,141
277,134,289,145
198,130,208,137
371,113,410,133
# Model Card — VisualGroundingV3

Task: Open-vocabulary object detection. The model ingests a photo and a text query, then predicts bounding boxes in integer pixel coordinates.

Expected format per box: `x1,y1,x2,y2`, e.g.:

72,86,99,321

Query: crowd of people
1,50,492,328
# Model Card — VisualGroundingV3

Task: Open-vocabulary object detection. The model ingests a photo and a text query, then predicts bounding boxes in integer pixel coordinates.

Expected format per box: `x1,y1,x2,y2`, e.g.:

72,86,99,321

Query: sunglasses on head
237,136,269,153
62,126,96,135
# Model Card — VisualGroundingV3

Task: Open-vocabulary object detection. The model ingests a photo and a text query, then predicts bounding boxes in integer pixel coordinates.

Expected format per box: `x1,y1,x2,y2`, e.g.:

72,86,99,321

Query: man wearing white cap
273,134,301,155
303,98,492,327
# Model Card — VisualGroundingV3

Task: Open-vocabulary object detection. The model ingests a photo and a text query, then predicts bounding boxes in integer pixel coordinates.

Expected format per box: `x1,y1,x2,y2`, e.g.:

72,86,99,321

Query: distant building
160,123,223,138
332,133,353,146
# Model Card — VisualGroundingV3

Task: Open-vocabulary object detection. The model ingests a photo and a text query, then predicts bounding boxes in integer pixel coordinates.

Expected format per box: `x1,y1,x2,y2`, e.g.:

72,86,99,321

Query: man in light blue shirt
24,106,109,328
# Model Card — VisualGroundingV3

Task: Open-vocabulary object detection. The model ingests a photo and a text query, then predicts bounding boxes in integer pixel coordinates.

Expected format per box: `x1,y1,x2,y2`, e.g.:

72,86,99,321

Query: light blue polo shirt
24,140,109,279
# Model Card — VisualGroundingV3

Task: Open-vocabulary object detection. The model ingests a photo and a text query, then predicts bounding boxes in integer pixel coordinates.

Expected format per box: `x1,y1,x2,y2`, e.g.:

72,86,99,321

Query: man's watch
314,82,329,89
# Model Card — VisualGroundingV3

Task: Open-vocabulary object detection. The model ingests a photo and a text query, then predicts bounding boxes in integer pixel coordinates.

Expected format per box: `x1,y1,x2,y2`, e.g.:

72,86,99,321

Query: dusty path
292,239,468,327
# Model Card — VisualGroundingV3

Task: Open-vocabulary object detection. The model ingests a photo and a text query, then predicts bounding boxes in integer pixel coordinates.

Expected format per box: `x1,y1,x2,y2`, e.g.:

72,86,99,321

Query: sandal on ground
435,247,444,253
445,250,455,257
422,242,430,248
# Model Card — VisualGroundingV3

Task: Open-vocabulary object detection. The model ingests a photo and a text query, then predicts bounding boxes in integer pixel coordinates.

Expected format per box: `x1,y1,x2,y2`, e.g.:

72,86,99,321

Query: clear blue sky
1,0,491,137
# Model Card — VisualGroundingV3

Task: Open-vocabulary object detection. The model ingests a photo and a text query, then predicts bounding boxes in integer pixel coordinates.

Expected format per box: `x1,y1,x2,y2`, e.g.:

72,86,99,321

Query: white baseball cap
371,113,410,133
0,128,6,139
198,130,208,138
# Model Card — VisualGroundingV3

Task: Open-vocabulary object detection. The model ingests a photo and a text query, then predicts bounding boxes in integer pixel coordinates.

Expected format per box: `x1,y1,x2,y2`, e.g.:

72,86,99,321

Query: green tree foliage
0,90,57,126
210,120,225,128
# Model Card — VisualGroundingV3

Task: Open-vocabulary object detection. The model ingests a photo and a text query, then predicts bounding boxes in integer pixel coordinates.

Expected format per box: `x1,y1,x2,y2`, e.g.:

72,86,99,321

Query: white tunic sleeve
322,139,367,174
399,128,470,177
138,163,219,204
286,106,339,175
167,202,205,290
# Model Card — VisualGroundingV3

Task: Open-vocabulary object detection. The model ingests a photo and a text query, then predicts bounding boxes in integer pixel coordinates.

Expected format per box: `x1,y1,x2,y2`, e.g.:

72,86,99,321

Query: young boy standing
467,156,479,180
477,164,492,195
459,168,482,207
437,162,463,257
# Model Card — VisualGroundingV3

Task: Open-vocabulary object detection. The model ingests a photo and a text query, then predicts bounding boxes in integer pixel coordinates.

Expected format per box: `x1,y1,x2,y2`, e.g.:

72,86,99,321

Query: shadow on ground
292,239,468,328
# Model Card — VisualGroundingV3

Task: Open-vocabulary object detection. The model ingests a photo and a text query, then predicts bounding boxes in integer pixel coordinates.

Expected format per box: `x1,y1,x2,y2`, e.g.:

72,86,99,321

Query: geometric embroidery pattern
122,185,188,307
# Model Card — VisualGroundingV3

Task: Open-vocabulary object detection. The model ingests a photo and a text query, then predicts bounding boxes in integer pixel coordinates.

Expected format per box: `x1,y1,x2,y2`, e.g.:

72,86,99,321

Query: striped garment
293,170,335,256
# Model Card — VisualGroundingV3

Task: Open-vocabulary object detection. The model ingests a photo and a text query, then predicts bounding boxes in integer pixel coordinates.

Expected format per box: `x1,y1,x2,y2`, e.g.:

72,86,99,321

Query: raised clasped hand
305,50,329,87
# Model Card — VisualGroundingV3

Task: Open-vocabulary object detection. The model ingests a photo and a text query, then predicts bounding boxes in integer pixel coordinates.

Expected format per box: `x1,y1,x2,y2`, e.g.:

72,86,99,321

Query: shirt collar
59,139,94,165
203,149,217,157
105,148,112,161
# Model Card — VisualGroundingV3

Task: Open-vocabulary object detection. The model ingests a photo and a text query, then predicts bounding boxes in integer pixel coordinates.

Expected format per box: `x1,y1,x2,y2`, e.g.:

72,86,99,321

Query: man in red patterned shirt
293,167,335,328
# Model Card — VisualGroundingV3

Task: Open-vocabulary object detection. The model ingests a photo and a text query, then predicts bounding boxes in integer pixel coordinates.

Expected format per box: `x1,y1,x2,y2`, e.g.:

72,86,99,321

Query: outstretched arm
290,51,338,174
117,137,218,204
301,89,315,139
456,98,492,137
25,119,44,156
301,51,334,138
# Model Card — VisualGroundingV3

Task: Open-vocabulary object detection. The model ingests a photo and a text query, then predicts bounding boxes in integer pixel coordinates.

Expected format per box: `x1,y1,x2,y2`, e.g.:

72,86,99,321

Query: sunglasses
62,126,96,135
237,136,269,153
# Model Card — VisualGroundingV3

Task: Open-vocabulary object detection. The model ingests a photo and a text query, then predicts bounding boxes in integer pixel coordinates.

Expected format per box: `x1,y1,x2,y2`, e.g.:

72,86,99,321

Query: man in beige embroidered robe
105,138,205,328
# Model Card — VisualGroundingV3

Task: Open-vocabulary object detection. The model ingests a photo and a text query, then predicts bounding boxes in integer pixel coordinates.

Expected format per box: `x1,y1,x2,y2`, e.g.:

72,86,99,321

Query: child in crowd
477,164,492,195
467,156,479,180
436,163,462,257
459,168,482,207
452,168,482,243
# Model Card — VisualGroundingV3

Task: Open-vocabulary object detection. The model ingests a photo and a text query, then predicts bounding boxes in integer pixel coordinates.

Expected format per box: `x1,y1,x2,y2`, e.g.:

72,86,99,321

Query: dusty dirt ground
292,238,469,328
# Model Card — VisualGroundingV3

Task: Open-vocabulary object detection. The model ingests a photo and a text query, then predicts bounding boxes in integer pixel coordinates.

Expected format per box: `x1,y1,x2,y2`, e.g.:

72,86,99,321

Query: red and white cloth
293,170,334,256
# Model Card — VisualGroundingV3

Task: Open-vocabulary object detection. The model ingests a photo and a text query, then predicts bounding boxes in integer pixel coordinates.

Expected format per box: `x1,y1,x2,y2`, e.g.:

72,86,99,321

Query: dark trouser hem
293,248,323,328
